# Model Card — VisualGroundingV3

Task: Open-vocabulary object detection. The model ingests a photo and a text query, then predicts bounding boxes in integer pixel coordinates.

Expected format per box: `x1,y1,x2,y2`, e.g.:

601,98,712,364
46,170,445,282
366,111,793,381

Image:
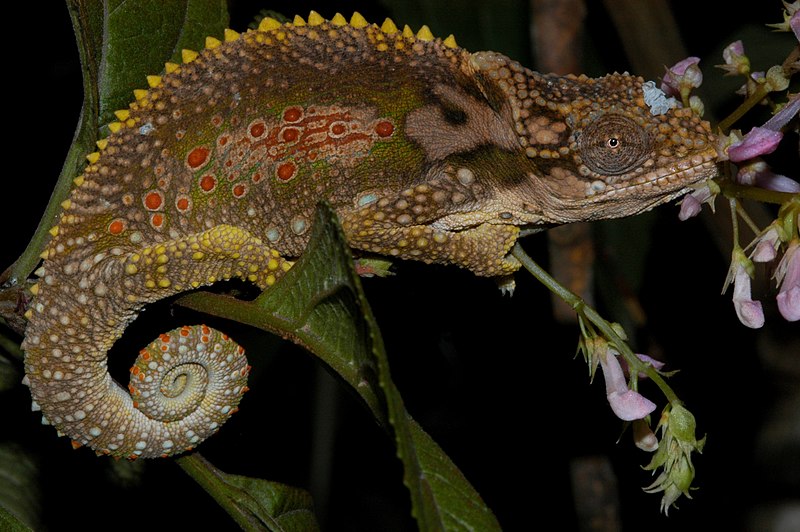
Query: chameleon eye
579,114,651,176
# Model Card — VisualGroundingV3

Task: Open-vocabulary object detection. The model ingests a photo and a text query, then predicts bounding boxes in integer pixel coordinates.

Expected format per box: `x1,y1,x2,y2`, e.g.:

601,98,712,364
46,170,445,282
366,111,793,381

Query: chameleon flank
22,12,718,458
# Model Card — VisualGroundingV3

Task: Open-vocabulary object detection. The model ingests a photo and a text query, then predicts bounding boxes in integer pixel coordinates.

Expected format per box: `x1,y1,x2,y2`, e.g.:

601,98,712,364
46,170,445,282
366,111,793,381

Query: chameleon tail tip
224,28,240,41
331,13,347,26
350,12,368,28
205,36,222,49
308,10,324,26
416,25,434,41
381,18,399,34
181,49,199,64
292,14,306,26
258,16,281,32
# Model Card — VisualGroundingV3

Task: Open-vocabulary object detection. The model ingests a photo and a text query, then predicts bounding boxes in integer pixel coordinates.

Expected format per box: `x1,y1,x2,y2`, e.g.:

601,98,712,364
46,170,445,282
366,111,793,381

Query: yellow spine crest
308,11,324,26
258,17,281,31
331,13,347,26
350,12,368,28
181,49,199,63
224,28,240,41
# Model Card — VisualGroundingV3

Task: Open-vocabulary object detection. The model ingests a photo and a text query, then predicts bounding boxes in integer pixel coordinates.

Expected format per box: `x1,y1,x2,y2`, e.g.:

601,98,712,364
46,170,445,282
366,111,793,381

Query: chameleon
21,11,718,459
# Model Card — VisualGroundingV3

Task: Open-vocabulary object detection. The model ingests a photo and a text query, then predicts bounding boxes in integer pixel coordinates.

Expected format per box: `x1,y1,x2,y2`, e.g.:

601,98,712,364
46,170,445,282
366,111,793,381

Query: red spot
160,333,170,343
131,366,140,376
201,335,210,343
108,219,125,235
330,123,346,135
211,115,223,127
233,184,247,198
144,191,163,211
281,127,300,142
199,174,217,192
283,106,303,123
252,172,263,183
276,162,296,181
71,440,83,450
160,344,168,352
237,346,245,355
151,213,164,228
176,196,190,212
180,326,191,336
138,373,145,382
187,146,210,169
249,121,266,138
141,351,151,360
375,120,394,137
217,134,230,147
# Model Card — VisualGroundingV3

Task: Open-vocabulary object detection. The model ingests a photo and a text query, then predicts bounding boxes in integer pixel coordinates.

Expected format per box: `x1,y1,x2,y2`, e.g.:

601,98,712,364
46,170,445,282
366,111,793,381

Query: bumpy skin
22,13,718,458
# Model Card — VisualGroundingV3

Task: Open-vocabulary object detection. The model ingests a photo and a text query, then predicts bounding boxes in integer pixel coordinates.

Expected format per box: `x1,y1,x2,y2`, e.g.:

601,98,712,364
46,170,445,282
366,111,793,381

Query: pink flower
791,6,800,42
599,349,657,421
661,57,702,98
727,127,783,161
718,40,749,76
751,226,781,263
776,241,800,322
679,185,714,220
731,259,765,329
736,160,800,192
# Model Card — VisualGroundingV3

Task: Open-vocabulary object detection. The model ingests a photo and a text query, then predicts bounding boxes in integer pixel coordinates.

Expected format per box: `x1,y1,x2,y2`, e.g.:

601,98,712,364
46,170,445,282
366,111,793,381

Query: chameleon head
468,51,719,225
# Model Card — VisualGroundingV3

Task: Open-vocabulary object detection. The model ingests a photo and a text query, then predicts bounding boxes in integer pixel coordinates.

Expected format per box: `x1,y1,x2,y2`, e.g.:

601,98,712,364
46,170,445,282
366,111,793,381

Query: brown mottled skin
22,13,718,458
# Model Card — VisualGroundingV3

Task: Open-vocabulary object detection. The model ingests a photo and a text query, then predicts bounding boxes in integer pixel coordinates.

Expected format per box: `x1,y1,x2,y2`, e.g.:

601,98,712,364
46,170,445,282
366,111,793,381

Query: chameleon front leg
341,215,521,277
24,224,292,458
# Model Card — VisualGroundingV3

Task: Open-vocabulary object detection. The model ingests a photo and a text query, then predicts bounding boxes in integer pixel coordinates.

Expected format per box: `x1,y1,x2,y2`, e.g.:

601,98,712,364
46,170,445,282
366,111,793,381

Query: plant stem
511,244,680,404
717,84,770,132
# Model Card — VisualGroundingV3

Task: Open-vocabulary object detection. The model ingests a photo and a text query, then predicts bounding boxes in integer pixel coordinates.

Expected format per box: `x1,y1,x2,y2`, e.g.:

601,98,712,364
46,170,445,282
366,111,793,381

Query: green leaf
0,444,40,531
177,454,318,532
177,203,501,531
0,506,30,532
99,0,228,125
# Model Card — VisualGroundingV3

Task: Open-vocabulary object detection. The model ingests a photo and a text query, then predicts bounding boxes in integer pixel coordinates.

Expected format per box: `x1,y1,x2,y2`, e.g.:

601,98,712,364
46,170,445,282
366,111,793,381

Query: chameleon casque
22,12,718,459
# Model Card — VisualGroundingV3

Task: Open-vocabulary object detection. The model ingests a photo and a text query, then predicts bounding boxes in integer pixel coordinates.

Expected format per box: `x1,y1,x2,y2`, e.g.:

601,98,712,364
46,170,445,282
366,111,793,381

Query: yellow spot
133,89,148,101
350,12,368,28
114,109,130,121
108,122,123,133
276,31,286,41
145,280,156,289
125,264,138,275
381,18,398,34
266,274,276,286
156,254,169,265
267,258,279,271
158,279,171,288
293,15,306,26
443,34,458,48
29,283,39,295
181,49,199,63
258,17,281,31
224,28,240,41
205,36,222,49
39,250,49,260
73,175,85,186
125,118,135,127
24,309,33,320
416,25,434,41
96,139,108,150
331,13,347,26
281,262,292,272
402,25,414,38
86,152,100,164
146,75,162,88
49,226,59,237
192,251,204,260
130,253,141,263
164,62,179,74
60,199,72,210
377,42,388,52
308,10,324,25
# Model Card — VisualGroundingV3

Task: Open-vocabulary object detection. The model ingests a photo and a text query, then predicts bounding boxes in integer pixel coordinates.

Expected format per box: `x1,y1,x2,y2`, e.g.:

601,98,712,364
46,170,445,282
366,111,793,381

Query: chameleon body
22,12,718,458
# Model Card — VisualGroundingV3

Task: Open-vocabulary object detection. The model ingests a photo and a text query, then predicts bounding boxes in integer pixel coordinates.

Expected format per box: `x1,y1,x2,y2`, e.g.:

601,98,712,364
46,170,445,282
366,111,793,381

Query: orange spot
252,172,263,183
176,197,190,212
250,121,266,138
283,106,302,123
132,401,139,409
131,366,140,375
233,184,246,197
201,325,210,335
241,386,250,393
108,219,125,235
331,123,346,135
144,191,163,210
281,127,299,142
375,120,394,137
141,351,151,360
218,134,230,147
180,326,191,336
276,162,296,181
161,344,168,352
128,383,136,393
199,174,216,192
160,333,170,343
187,146,210,168
71,440,83,450
138,373,145,382
237,346,245,355
151,213,164,228
201,335,210,343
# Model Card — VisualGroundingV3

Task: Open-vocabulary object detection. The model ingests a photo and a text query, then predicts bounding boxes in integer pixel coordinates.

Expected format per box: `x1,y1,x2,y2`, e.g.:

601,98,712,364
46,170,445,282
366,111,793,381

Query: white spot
31,400,40,411
94,283,108,297
89,427,102,437
642,81,678,116
75,410,86,420
42,369,52,379
139,123,155,135
162,440,174,449
456,167,475,185
135,440,148,450
220,406,231,414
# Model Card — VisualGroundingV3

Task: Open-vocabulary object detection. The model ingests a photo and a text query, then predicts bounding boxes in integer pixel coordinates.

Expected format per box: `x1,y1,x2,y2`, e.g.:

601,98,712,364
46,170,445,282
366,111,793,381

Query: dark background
2,1,797,531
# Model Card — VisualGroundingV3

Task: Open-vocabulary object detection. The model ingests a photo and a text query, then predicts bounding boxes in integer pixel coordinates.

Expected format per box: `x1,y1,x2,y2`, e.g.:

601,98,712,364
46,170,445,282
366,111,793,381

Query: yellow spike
224,28,240,41
146,75,162,88
49,226,59,237
402,25,414,38
308,11,324,26
86,152,100,164
164,62,179,74
133,89,148,101
108,122,123,133
73,175,85,186
293,15,306,26
96,138,109,150
205,36,222,49
381,18,398,34
443,34,458,48
34,267,45,277
24,309,33,320
39,249,49,260
60,199,72,210
114,109,130,121
350,12,368,28
416,25,434,41
181,49,199,63
29,283,39,296
331,13,347,26
258,17,281,31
